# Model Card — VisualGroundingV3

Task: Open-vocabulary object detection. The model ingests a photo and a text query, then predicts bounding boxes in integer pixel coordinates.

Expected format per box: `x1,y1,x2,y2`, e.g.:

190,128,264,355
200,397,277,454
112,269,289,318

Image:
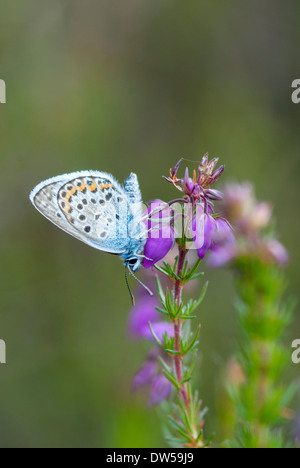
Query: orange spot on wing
77,184,86,192
66,186,78,201
87,181,97,191
100,182,113,191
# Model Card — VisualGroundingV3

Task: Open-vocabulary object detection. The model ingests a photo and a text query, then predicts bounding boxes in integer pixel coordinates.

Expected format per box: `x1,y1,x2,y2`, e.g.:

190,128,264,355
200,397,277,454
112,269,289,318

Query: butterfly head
124,256,142,272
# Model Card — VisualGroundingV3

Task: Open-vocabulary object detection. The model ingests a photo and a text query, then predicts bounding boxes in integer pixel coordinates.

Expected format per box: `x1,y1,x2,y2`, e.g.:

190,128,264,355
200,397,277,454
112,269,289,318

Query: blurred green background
0,0,299,448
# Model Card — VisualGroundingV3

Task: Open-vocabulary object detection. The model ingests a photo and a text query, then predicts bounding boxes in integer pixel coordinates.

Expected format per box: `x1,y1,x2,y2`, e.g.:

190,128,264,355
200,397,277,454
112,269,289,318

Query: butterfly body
30,171,146,271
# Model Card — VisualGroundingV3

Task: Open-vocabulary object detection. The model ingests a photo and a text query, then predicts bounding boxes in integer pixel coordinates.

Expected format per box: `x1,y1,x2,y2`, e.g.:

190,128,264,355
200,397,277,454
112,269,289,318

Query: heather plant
129,156,234,447
211,182,296,448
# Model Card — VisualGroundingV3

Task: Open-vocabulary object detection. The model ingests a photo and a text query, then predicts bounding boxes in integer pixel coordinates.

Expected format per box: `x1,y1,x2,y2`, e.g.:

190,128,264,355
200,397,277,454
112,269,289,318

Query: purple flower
164,154,225,196
183,167,195,195
207,245,236,268
198,154,225,188
143,201,175,270
192,208,235,261
216,182,289,267
180,167,202,200
149,374,172,406
131,349,172,406
264,239,289,266
128,287,173,342
193,212,216,259
221,183,272,235
131,357,157,390
212,218,236,248
205,219,236,266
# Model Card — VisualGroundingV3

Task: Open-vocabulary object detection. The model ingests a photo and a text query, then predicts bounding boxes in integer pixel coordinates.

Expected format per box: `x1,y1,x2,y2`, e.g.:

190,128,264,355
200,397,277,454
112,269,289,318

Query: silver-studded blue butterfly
29,171,148,279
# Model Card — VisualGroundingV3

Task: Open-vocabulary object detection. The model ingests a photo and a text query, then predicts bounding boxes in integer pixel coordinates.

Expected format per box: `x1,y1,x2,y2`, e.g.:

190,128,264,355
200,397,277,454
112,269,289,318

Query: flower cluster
207,182,289,267
143,155,234,269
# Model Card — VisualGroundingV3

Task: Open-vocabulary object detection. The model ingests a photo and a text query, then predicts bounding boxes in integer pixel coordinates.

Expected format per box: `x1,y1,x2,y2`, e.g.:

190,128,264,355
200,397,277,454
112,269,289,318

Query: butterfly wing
30,171,130,254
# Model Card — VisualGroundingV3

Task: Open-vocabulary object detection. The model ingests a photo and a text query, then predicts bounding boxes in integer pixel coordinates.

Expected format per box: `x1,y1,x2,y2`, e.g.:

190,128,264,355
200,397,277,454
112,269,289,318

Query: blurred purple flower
131,357,157,390
143,200,175,270
215,182,289,267
205,219,236,267
207,245,236,268
192,207,235,261
264,239,289,266
128,287,173,343
212,218,236,247
149,374,172,406
132,349,172,406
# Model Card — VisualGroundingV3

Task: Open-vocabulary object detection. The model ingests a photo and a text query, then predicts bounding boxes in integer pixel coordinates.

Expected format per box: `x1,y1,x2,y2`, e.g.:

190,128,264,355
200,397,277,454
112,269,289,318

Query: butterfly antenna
127,267,154,297
125,266,136,306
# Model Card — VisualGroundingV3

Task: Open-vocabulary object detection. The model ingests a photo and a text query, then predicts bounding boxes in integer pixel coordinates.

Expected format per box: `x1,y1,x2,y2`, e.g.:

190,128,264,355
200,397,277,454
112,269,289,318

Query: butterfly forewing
30,171,131,253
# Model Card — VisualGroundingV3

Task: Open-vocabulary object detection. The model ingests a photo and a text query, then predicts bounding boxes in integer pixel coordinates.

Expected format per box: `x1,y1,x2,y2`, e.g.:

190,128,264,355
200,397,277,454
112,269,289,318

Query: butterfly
30,171,152,300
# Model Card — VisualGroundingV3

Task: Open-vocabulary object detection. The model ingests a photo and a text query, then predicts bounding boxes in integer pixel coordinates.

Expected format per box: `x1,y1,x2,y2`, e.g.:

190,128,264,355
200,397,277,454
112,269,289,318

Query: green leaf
180,377,192,385
195,281,209,308
148,322,163,347
279,382,298,407
177,314,197,320
186,258,201,278
155,306,169,316
165,348,181,355
158,356,171,373
190,272,205,281
168,416,190,440
181,325,201,355
155,275,165,304
163,369,180,389
154,264,171,277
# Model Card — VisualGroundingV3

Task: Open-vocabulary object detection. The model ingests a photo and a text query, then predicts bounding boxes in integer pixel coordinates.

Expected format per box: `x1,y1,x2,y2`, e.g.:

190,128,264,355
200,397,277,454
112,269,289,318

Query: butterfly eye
128,258,138,267
127,257,141,273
